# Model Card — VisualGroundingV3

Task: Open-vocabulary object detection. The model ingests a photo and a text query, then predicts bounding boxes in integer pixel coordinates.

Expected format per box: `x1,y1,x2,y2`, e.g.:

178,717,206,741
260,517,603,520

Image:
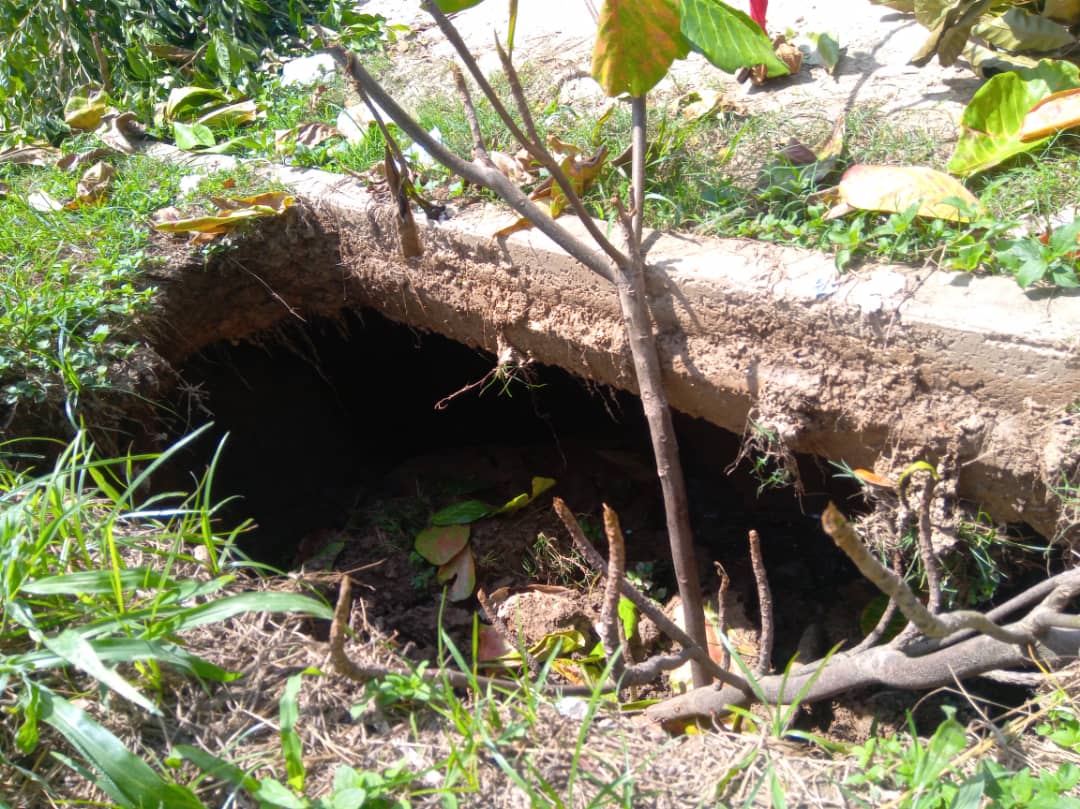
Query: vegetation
0,0,1078,806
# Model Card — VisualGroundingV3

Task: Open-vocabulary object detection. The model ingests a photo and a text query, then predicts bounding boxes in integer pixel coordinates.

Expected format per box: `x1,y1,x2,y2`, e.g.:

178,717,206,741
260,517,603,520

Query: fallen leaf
99,111,142,155
0,144,62,166
488,150,533,183
752,36,802,84
431,500,493,526
195,100,258,129
57,148,117,172
414,524,470,565
274,122,342,153
165,86,230,122
827,164,979,222
852,468,895,488
477,624,514,660
437,546,476,602
152,194,295,236
209,191,294,213
63,161,115,209
1019,87,1080,142
28,191,63,212
64,87,112,130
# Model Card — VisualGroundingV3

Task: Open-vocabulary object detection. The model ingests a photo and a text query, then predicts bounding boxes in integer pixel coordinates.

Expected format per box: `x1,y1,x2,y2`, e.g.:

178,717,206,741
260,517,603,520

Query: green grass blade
173,743,260,794
20,567,181,595
168,591,333,630
36,684,206,809
16,637,241,682
42,629,159,714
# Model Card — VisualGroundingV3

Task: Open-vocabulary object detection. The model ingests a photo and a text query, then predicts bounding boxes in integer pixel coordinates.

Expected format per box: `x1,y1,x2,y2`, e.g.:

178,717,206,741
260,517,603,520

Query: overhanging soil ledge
142,149,1080,541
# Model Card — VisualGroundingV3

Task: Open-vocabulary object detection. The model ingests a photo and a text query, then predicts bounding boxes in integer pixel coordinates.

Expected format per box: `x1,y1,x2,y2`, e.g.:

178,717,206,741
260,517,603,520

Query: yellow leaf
63,161,115,210
829,164,978,222
852,468,895,488
64,87,111,130
1019,87,1080,142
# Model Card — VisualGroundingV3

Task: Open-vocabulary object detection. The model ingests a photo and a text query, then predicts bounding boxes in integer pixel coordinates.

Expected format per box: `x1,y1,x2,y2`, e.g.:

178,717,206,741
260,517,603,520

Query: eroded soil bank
140,161,1080,547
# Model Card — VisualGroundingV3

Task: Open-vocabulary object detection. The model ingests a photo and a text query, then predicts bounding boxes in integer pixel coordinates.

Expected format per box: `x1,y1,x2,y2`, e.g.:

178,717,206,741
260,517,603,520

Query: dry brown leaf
28,191,63,212
752,36,803,85
487,150,533,183
0,144,62,166
63,161,116,209
274,122,342,153
57,148,117,172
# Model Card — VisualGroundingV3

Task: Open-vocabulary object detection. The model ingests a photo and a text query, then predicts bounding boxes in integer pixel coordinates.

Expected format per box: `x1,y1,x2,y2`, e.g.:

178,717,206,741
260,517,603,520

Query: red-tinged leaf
750,0,768,30
592,0,690,97
852,468,895,488
437,547,476,602
1019,87,1080,142
414,524,470,565
477,624,514,661
829,165,979,222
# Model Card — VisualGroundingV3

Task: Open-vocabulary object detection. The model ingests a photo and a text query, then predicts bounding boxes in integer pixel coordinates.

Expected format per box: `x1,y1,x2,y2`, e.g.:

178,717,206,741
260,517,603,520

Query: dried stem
748,530,773,676
494,37,540,145
600,504,626,675
449,63,491,165
714,562,731,672
553,498,749,693
821,503,1027,645
906,468,944,614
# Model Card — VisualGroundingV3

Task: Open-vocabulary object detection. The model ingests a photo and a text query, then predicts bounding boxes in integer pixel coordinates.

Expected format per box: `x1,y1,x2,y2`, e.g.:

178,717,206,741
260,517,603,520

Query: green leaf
252,777,308,808
195,100,257,130
414,523,470,564
281,669,320,792
591,0,690,97
680,0,789,78
173,744,259,794
168,592,333,631
617,596,639,641
1048,218,1080,254
431,500,493,525
173,121,216,150
912,706,968,789
16,638,241,682
43,630,159,715
948,59,1080,176
434,0,487,11
973,7,1075,54
165,86,230,121
21,567,180,595
37,687,205,809
812,32,842,75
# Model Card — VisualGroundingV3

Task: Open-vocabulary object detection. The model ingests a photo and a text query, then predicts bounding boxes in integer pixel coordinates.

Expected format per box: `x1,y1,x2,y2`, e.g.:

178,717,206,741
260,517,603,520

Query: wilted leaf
414,524,471,565
852,468,895,488
148,43,197,62
973,6,1075,54
431,500,493,526
911,0,994,68
437,546,476,602
488,150,533,182
677,88,743,120
210,192,294,213
99,112,141,155
173,121,216,150
196,100,258,129
58,148,118,172
63,161,115,209
592,0,690,97
1020,87,1080,142
477,624,514,661
152,194,295,236
28,191,63,212
0,144,61,166
165,86,231,122
275,122,341,154
550,147,608,218
681,0,789,78
64,87,112,130
828,165,978,221
949,59,1080,176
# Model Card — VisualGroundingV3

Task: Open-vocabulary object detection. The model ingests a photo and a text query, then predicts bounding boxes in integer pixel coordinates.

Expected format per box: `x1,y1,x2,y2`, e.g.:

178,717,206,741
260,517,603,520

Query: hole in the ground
168,309,868,664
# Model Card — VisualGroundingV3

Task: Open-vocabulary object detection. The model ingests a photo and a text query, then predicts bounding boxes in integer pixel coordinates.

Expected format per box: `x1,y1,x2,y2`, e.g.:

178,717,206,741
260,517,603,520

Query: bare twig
494,37,540,145
906,468,944,614
748,530,774,676
553,498,749,693
822,503,1028,645
851,597,901,654
600,504,626,673
714,562,731,672
449,63,491,165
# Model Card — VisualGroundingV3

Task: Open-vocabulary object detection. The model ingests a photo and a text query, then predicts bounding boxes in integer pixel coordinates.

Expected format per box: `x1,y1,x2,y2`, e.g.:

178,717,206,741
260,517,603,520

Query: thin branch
600,504,625,673
415,0,627,269
907,468,944,614
328,47,618,285
329,576,602,696
822,503,1028,645
714,562,731,672
552,498,750,693
630,96,647,250
850,597,900,654
748,529,774,676
494,37,540,145
449,63,491,165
